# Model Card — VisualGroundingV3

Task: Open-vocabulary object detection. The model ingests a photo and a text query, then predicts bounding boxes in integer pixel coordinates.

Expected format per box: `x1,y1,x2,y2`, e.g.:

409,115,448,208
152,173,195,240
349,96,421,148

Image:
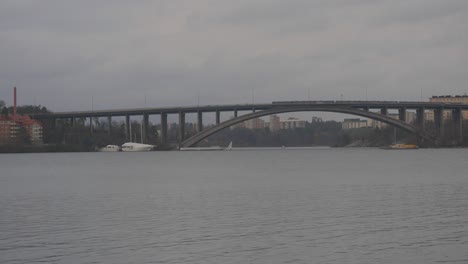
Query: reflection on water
1,149,468,263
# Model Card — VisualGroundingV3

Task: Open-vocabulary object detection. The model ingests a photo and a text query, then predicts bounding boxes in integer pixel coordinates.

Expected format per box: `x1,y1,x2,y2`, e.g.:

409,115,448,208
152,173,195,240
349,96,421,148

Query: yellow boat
382,144,419,149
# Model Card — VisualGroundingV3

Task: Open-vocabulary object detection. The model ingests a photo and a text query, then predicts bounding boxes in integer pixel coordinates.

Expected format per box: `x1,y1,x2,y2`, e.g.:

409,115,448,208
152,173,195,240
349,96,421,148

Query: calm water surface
1,148,468,263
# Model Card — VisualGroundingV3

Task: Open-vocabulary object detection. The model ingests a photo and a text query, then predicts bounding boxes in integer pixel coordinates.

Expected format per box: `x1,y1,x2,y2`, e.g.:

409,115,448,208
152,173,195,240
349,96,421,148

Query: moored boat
99,145,121,152
381,144,419,150
121,142,155,152
180,141,233,151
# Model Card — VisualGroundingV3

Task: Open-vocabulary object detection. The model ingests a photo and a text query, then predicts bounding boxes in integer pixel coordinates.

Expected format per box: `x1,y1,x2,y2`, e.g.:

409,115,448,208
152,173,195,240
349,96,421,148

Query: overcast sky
1,0,468,112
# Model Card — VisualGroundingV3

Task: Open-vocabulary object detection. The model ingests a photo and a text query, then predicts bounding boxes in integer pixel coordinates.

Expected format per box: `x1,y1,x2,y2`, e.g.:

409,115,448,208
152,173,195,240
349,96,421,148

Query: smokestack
13,87,17,120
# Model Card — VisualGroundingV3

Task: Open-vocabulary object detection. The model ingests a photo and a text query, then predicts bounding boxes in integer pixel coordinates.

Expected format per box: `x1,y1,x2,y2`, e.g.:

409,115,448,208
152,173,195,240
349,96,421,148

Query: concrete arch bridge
31,100,467,147
181,104,436,147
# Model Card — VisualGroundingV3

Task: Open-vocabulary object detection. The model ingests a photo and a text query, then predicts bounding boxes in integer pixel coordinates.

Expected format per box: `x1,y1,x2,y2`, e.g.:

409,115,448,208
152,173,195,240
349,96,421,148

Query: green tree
1,107,8,117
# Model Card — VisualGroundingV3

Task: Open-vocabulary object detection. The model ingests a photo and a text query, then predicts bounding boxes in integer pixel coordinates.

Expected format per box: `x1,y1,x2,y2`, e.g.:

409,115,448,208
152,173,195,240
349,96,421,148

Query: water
1,148,468,263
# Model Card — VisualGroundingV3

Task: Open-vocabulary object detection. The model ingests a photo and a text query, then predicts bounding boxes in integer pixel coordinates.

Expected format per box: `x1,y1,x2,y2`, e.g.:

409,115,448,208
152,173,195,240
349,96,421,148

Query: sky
1,0,468,113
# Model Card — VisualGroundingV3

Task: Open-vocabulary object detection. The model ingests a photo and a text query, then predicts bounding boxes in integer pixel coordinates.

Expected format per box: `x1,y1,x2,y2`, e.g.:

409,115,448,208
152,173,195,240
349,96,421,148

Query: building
342,118,368,129
0,117,20,145
0,115,43,145
244,117,265,130
429,95,468,120
280,117,306,129
368,112,417,129
269,115,281,131
430,95,468,104
311,117,323,123
266,115,306,130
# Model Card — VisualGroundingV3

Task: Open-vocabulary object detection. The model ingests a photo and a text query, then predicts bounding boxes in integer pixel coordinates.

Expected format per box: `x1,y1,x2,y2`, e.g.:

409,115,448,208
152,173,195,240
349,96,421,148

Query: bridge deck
30,101,468,119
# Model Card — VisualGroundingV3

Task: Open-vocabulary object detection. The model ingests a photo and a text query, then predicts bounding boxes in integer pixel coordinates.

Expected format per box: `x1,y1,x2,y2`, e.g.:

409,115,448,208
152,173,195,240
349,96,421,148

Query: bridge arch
180,106,434,147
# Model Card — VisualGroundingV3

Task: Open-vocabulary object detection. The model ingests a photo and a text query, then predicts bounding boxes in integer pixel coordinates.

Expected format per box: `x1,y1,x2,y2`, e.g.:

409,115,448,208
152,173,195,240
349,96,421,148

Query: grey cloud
1,0,467,112
370,0,468,26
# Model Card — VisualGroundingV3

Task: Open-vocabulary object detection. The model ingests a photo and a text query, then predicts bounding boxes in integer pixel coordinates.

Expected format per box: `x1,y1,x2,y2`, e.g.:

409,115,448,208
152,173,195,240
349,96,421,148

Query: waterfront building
368,112,417,128
280,117,306,129
342,118,368,129
311,117,323,123
430,95,468,104
269,115,281,131
429,95,468,120
0,115,43,145
245,118,265,130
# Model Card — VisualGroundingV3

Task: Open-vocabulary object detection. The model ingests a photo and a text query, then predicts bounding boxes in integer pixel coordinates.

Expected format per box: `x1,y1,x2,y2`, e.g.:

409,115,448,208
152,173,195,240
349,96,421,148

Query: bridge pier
160,113,168,146
434,108,445,139
398,107,407,122
452,108,463,144
125,115,130,141
234,109,238,118
51,118,57,130
216,110,221,125
70,117,75,128
416,108,425,130
106,116,111,135
89,116,93,134
142,114,149,143
178,112,185,143
197,111,203,132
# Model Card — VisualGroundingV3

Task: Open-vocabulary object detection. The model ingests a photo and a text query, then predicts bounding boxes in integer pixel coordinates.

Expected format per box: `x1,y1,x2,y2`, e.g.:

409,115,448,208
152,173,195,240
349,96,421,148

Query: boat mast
129,120,132,142
140,120,143,143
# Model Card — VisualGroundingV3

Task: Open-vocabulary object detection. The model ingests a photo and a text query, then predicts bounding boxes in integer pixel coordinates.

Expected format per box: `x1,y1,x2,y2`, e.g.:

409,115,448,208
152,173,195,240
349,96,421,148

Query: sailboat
121,120,155,152
381,128,418,149
225,141,233,151
121,142,154,152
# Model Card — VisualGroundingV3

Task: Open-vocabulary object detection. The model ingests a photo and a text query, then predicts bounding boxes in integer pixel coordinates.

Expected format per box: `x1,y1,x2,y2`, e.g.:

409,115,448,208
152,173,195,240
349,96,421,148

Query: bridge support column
398,108,407,123
178,112,185,144
70,117,75,128
216,110,220,125
51,118,57,130
234,109,238,118
434,108,444,139
125,115,130,141
107,116,112,135
452,108,463,144
89,116,93,134
197,111,203,132
142,114,149,144
161,113,168,146
416,108,425,130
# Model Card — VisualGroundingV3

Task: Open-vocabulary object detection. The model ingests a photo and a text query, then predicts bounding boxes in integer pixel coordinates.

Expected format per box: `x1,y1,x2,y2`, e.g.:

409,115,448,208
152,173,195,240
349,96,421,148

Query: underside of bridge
180,106,435,148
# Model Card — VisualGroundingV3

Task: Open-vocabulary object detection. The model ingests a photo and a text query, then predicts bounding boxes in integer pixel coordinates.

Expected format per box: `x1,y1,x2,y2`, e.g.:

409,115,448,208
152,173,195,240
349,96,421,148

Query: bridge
30,101,468,147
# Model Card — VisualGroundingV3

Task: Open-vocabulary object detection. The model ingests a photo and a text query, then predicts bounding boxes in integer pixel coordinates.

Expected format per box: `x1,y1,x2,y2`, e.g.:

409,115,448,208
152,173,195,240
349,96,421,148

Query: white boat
121,142,154,152
180,141,233,151
99,145,121,152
